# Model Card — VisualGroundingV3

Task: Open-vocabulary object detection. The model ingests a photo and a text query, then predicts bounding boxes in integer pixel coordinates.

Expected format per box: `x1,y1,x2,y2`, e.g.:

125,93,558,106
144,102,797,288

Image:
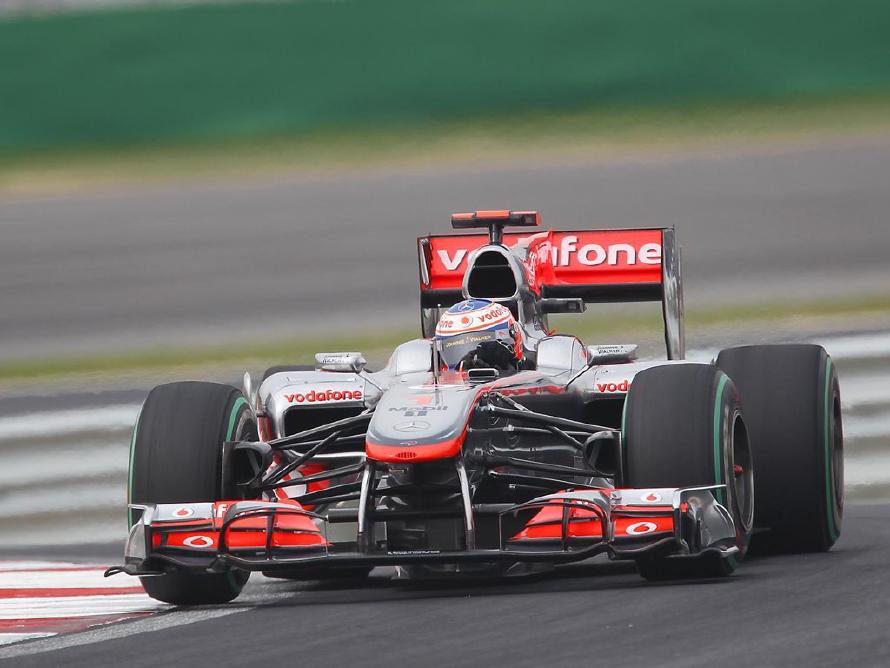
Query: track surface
2,137,890,361
1,504,888,666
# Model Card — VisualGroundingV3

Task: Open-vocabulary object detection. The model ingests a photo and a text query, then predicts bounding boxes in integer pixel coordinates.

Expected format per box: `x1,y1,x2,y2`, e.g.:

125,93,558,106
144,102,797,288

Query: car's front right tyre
622,363,754,580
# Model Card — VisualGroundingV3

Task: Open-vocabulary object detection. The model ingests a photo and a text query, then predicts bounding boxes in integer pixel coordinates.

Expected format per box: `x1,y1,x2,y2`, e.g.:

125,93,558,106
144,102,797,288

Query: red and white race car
109,210,843,604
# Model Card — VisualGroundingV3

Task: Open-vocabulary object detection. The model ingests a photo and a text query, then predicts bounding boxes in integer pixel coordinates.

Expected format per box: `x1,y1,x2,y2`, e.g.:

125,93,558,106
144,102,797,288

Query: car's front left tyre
129,381,257,604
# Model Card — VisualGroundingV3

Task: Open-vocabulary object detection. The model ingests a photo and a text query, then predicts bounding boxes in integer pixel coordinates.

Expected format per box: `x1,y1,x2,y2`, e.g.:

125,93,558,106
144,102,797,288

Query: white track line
0,632,55,646
844,453,890,488
0,404,139,441
0,569,144,590
0,594,164,619
0,562,96,572
844,412,890,440
0,607,245,658
0,441,127,487
839,375,890,410
0,482,125,520
820,332,890,360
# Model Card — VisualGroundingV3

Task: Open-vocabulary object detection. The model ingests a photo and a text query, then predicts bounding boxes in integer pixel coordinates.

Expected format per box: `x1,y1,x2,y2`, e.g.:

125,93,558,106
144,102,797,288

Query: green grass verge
3,295,888,383
3,94,890,193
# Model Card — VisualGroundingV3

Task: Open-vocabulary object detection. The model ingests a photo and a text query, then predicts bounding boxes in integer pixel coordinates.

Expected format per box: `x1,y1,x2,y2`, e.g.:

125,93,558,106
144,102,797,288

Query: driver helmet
434,299,523,371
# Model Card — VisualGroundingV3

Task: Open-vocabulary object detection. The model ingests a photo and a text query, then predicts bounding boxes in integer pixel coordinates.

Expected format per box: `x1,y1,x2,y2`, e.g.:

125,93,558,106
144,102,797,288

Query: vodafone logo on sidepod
596,379,630,393
285,389,363,403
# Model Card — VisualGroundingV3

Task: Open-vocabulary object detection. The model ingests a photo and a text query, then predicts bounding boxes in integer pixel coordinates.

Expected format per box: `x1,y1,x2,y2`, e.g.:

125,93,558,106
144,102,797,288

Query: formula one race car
108,211,844,604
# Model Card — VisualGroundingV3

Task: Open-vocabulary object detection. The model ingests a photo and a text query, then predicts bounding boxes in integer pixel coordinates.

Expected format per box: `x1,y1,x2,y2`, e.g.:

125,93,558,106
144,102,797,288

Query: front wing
108,485,737,577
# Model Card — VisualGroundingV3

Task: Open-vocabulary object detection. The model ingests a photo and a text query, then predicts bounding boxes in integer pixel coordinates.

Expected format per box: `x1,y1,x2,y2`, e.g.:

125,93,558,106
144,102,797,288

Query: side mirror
242,371,254,403
587,344,639,365
315,352,367,373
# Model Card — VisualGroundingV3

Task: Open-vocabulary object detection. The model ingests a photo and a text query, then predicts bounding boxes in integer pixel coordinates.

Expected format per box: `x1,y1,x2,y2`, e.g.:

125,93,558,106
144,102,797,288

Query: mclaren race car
108,211,844,604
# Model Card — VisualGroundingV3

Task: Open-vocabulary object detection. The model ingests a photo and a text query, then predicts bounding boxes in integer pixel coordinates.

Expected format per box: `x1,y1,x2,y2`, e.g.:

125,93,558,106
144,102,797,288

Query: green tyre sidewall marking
712,373,730,507
226,396,248,441
713,372,737,569
824,357,839,542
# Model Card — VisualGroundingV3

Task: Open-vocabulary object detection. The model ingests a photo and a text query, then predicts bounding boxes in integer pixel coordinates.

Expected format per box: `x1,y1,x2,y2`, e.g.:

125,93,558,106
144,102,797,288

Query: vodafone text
437,236,662,271
285,389,363,403
595,380,630,393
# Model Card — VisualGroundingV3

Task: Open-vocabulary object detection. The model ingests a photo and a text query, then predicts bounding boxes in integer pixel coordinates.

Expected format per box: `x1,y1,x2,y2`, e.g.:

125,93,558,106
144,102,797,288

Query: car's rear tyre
622,364,753,580
129,381,257,604
716,344,843,553
261,364,314,382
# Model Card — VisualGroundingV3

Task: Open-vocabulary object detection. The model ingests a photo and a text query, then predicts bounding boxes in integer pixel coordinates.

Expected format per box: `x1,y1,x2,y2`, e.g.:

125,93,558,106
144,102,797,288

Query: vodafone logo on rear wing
420,229,664,292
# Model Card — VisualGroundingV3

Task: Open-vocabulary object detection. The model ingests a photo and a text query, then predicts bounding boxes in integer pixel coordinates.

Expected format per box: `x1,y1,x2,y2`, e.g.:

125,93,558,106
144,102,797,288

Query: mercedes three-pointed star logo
392,420,431,432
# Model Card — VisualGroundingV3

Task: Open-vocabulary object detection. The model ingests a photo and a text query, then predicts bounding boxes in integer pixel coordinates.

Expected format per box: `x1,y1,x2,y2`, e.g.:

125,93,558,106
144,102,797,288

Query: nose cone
365,382,479,463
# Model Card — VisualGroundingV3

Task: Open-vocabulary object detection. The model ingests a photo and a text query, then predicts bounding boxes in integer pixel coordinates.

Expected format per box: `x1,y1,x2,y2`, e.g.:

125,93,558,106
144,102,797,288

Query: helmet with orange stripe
434,299,523,372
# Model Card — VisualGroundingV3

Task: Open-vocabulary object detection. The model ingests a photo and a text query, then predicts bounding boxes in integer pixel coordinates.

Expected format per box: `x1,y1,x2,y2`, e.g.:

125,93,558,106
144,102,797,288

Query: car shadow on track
251,558,739,609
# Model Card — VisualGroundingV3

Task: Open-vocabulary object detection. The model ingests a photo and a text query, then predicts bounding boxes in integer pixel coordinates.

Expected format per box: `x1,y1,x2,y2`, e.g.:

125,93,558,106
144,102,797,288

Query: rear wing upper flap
418,227,685,359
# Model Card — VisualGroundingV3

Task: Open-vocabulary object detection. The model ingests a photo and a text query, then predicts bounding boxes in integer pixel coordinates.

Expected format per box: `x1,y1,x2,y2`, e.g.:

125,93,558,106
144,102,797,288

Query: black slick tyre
622,364,753,580
129,381,257,604
716,344,843,553
261,364,314,382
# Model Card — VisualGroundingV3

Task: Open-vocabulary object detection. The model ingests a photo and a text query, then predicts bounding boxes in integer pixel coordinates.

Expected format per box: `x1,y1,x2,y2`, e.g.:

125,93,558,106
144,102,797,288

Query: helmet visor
437,330,512,370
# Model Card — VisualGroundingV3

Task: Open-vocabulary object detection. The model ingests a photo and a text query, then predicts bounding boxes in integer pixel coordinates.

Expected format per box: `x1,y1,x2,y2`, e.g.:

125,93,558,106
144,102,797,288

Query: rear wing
417,225,685,359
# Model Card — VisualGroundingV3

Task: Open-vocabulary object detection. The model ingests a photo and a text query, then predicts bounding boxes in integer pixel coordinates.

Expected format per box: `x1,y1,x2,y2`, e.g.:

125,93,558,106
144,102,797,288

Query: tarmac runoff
0,330,888,547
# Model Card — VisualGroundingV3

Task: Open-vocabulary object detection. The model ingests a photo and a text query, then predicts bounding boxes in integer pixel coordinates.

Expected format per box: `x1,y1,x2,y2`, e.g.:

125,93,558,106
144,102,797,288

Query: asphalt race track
1,504,888,666
2,136,890,361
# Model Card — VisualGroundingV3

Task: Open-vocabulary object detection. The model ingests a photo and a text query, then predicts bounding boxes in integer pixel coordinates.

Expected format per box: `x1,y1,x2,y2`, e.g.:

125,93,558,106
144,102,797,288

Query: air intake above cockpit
464,248,519,300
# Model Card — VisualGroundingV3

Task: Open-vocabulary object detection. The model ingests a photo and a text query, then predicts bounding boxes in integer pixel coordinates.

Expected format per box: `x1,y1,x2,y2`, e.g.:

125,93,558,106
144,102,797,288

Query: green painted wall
1,0,888,152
